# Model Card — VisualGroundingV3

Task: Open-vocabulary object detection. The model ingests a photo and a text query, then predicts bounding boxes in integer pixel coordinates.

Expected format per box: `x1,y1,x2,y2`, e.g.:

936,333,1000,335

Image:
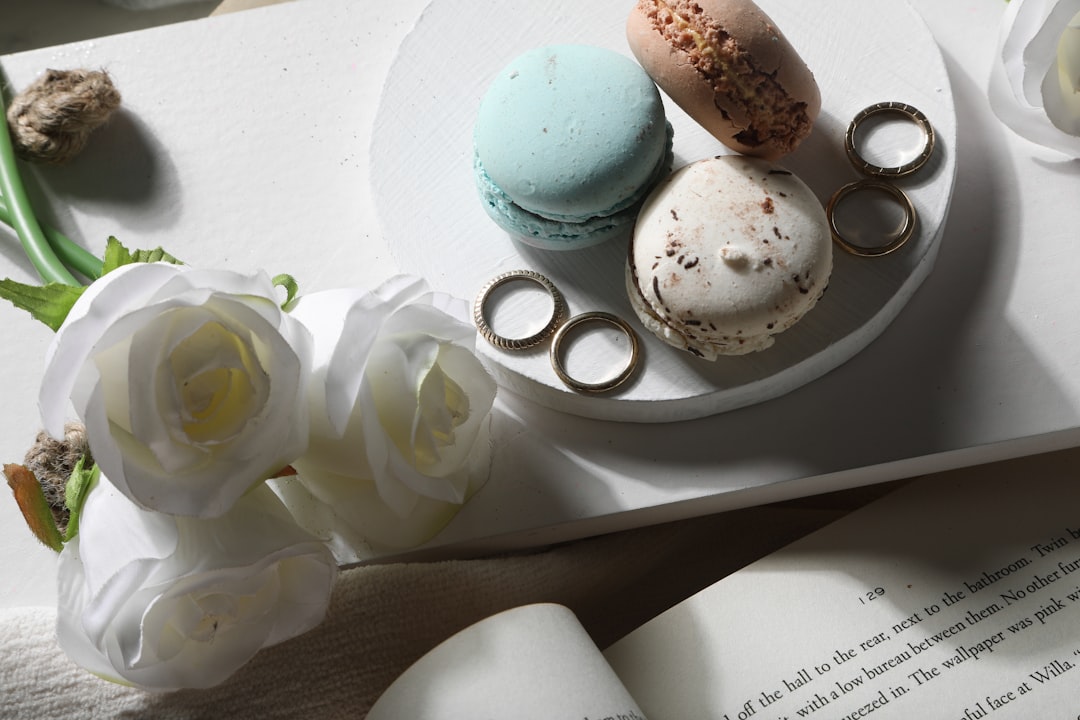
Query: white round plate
371,0,956,423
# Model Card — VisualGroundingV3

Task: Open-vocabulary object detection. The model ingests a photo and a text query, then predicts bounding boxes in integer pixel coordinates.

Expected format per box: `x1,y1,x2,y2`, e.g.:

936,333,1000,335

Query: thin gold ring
826,179,917,257
845,101,935,177
550,311,640,394
473,270,568,350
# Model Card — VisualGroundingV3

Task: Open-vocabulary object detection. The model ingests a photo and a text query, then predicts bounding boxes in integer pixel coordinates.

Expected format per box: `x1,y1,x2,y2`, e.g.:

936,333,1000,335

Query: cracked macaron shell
626,0,820,159
626,155,832,358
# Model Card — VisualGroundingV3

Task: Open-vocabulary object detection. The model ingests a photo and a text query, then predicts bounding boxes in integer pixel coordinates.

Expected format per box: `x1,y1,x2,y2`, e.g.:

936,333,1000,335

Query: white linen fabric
0,497,863,718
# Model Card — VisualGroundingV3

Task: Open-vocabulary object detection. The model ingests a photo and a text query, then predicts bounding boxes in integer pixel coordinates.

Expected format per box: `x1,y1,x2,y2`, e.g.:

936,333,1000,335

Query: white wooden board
372,0,957,422
6,0,1080,612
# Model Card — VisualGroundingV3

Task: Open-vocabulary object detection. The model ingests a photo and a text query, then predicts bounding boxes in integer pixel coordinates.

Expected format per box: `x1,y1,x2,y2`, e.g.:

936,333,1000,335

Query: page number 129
858,587,886,605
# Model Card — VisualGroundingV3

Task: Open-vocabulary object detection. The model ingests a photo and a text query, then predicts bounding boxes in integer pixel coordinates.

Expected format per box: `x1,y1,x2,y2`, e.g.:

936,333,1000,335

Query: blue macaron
473,44,673,250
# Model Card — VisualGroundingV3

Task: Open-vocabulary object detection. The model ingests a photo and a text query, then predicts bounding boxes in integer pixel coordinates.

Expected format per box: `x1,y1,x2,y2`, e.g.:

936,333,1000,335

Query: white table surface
2,0,1076,609
372,0,958,423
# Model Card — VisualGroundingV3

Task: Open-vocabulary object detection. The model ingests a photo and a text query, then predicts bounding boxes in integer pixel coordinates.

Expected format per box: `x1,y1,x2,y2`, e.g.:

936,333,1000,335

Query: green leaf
131,246,182,265
63,457,98,543
3,464,64,553
100,236,134,274
273,273,300,311
101,236,182,276
0,277,85,331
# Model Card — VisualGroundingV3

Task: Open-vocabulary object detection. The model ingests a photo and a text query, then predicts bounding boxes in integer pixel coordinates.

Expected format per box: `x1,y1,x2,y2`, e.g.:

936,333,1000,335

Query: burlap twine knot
23,424,92,536
6,69,121,165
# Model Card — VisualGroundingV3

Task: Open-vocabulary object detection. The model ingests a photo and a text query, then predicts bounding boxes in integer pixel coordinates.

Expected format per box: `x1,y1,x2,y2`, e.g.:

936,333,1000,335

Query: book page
604,452,1080,719
367,603,646,720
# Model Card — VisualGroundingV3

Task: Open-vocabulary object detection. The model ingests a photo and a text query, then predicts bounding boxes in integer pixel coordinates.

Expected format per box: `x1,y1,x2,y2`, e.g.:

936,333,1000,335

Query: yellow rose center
412,365,469,468
1056,11,1080,128
187,592,243,644
169,321,262,444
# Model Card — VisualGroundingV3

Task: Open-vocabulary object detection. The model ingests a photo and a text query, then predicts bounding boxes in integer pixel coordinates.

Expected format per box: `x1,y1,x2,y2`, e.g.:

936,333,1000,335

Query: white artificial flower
39,263,313,518
989,0,1080,156
57,474,337,691
274,276,497,560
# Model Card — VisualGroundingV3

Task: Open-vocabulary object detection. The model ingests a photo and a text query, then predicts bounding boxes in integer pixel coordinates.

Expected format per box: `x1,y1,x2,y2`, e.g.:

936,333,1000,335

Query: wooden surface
206,0,912,531
373,0,957,423
3,0,1077,611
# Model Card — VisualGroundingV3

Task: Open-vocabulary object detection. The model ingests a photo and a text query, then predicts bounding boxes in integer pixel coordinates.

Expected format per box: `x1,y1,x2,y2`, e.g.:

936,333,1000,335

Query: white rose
39,263,313,518
273,276,497,560
989,0,1080,156
57,473,337,691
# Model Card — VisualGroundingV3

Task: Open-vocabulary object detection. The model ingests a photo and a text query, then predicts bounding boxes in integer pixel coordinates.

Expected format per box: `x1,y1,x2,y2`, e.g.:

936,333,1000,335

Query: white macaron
626,155,832,358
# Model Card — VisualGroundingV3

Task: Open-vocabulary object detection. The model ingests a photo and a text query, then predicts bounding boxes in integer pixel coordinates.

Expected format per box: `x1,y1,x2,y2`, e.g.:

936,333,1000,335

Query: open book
367,457,1080,719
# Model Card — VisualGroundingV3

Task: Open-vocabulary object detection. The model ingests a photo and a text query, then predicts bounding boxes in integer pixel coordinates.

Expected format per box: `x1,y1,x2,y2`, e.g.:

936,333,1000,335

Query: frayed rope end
6,68,122,165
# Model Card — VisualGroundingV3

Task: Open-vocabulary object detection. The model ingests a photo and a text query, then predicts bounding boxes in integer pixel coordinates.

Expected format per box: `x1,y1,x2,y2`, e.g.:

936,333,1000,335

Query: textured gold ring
550,311,640,394
827,179,917,258
845,101,935,177
473,270,568,350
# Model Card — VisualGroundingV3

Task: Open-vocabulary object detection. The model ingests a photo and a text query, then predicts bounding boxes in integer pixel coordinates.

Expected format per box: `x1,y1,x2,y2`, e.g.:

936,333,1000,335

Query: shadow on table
495,44,1074,509
25,108,183,245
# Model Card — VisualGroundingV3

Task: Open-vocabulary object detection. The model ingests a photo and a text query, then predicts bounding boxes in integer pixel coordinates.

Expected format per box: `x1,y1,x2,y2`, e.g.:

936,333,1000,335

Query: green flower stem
0,82,78,286
0,197,102,280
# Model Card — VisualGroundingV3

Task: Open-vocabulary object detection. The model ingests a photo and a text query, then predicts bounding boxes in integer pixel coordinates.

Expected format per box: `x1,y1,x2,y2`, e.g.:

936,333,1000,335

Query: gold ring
473,270,568,350
826,179,917,257
550,311,640,394
845,101,935,177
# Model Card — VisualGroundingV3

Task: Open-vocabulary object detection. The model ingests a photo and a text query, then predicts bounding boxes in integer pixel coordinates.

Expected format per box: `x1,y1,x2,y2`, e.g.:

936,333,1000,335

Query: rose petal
290,288,380,436
1045,17,1080,132
356,381,419,517
40,263,185,436
56,542,126,685
76,477,178,594
415,344,497,477
989,0,1080,156
284,275,496,556
1058,17,1080,93
325,276,431,435
44,264,313,517
57,479,336,691
272,466,479,560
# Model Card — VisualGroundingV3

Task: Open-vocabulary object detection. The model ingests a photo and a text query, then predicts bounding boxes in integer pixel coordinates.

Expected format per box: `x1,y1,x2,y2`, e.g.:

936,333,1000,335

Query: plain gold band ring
473,270,568,350
845,101,935,178
550,311,640,394
826,179,917,258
